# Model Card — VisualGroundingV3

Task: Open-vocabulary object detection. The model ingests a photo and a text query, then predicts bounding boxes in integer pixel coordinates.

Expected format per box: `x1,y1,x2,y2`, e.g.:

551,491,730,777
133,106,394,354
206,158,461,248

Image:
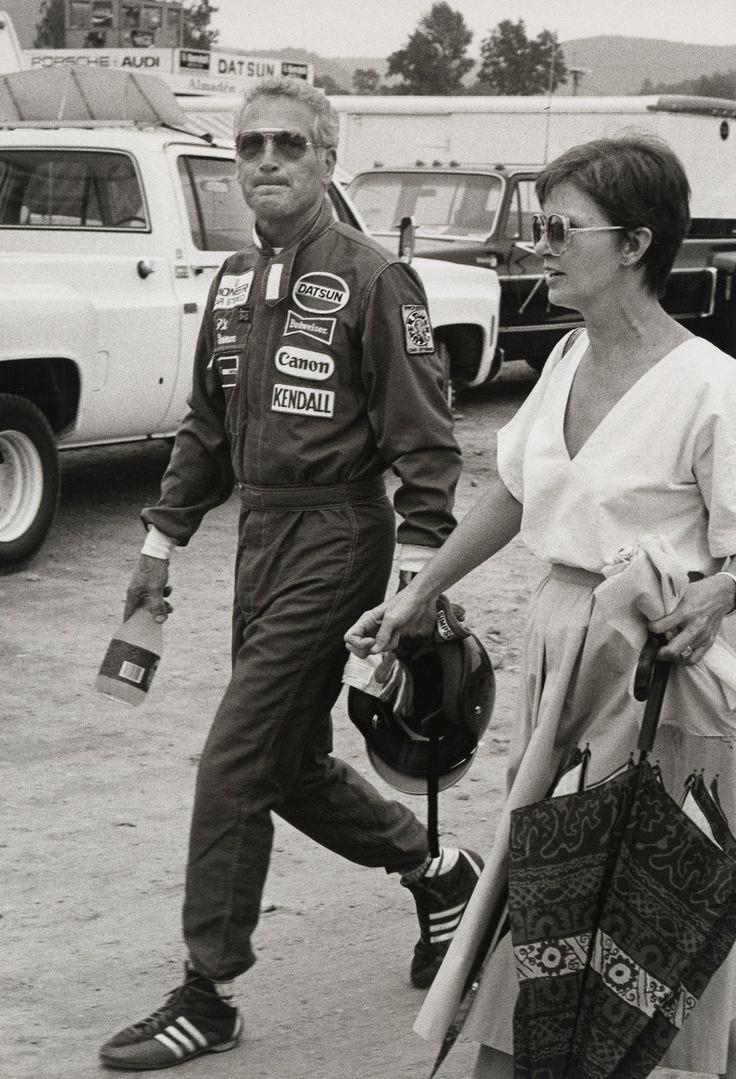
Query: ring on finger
680,644,694,660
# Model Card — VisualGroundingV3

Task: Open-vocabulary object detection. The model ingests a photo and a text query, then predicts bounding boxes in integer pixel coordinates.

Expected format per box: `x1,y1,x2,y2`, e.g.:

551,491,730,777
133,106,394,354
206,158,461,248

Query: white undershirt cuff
141,525,177,561
398,544,435,574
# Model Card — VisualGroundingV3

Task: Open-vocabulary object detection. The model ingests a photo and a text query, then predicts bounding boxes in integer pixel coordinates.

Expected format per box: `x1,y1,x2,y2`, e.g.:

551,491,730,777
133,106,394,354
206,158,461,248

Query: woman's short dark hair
535,134,691,296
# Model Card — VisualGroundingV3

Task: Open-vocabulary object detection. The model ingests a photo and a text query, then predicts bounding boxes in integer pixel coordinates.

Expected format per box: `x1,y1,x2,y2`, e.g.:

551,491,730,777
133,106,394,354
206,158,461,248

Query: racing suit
142,199,461,981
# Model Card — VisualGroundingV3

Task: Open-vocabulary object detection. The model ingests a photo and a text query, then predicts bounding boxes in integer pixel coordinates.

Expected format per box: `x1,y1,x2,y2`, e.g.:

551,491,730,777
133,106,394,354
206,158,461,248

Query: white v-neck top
497,331,736,573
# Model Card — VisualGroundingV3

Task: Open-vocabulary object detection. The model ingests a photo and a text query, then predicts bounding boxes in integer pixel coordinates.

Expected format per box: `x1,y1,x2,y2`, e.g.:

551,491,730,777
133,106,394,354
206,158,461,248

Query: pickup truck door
159,145,250,431
0,147,181,441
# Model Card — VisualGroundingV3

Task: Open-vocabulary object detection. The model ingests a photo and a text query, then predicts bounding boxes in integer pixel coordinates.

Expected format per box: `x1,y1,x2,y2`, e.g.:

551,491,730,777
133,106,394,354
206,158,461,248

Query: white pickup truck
0,68,501,570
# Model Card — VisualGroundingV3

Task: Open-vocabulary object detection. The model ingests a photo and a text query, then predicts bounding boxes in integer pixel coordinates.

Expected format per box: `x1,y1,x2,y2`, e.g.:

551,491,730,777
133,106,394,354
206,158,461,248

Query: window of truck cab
348,170,504,239
0,150,149,230
177,155,361,251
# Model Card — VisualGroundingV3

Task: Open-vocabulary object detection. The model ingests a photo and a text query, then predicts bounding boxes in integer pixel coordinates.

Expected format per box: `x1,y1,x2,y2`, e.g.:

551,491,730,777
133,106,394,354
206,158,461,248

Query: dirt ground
3,364,706,1079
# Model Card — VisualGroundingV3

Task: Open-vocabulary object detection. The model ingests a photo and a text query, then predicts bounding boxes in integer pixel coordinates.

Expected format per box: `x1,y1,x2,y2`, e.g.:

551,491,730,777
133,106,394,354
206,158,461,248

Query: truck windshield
348,171,503,239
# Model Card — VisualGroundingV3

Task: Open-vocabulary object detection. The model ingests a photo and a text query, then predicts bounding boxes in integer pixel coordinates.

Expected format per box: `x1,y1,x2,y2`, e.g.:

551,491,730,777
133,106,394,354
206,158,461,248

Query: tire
0,394,60,571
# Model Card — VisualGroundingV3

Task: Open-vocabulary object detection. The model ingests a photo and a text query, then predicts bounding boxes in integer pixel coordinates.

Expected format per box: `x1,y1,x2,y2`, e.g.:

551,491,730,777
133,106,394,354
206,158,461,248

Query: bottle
96,607,163,706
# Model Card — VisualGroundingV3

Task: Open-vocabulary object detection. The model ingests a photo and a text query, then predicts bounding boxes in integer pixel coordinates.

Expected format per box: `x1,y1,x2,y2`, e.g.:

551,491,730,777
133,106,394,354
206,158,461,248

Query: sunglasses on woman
532,212,625,256
235,129,325,162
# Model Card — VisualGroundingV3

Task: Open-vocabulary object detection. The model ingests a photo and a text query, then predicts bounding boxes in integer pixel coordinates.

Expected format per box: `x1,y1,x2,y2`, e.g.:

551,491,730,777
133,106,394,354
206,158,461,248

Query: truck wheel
0,395,60,572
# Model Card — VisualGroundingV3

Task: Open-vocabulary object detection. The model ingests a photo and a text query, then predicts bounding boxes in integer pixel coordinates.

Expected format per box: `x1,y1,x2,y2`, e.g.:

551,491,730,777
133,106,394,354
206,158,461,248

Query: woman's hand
648,574,736,665
344,581,438,657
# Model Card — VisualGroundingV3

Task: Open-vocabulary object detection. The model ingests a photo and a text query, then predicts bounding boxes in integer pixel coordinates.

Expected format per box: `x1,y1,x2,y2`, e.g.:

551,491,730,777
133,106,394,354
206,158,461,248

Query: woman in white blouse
345,135,736,1079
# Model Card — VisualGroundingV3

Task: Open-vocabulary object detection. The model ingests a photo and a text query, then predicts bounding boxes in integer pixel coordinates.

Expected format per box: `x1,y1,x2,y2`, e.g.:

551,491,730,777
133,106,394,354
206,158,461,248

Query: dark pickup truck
348,163,736,372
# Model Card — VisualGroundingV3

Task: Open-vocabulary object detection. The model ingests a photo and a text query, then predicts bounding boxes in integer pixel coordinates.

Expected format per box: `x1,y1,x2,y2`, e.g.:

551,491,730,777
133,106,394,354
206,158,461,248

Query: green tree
314,74,349,95
476,19,567,95
34,0,65,47
181,1,219,49
353,67,382,95
387,2,474,94
640,70,736,98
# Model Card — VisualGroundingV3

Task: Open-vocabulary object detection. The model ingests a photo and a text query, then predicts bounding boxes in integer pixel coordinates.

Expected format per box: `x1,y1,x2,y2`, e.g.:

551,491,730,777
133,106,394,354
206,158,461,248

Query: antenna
543,40,557,164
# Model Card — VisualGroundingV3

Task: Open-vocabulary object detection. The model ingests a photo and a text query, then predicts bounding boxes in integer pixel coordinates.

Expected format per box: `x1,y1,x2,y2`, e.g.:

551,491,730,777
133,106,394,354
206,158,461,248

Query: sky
211,0,736,58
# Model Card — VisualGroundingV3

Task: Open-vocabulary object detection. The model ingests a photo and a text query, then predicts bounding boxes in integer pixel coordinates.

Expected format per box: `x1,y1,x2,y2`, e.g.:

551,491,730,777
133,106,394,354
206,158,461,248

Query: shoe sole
100,1038,240,1071
100,1016,243,1071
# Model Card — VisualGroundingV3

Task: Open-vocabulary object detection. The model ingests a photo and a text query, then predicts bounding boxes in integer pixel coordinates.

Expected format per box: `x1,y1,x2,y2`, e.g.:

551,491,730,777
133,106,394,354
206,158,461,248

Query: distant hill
561,37,736,95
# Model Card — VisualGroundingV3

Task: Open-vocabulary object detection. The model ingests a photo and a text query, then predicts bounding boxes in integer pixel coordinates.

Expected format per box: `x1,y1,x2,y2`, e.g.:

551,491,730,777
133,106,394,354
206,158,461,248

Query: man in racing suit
99,77,483,1072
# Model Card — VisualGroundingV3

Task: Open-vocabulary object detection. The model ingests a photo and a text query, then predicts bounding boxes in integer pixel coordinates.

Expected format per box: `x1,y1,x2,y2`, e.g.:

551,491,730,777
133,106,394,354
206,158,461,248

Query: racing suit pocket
213,352,240,392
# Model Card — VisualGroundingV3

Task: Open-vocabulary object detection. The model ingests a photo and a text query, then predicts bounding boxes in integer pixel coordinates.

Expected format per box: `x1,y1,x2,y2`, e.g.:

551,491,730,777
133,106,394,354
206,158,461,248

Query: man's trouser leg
183,494,429,981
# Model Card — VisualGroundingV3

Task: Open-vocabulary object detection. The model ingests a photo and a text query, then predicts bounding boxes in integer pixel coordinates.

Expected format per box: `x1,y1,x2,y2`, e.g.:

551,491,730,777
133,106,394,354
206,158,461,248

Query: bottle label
99,638,160,692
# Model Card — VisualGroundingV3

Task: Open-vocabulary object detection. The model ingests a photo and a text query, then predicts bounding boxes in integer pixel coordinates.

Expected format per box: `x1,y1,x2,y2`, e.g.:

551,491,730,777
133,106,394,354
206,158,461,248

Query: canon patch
401,305,435,354
274,345,334,381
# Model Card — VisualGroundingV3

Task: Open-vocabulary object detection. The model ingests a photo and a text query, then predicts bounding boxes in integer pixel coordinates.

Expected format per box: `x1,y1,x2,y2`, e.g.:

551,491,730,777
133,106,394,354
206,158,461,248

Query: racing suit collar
254,199,334,308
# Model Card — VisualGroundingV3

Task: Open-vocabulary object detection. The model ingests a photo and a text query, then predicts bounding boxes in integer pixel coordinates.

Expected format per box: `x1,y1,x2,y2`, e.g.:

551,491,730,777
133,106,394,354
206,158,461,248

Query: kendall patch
215,353,239,389
292,272,349,314
213,270,254,311
274,345,335,381
284,309,336,346
401,304,435,355
271,383,334,418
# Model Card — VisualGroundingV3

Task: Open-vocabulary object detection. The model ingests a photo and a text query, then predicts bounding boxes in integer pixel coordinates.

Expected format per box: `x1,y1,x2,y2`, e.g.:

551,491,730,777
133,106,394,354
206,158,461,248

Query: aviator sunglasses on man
236,128,329,162
532,212,625,256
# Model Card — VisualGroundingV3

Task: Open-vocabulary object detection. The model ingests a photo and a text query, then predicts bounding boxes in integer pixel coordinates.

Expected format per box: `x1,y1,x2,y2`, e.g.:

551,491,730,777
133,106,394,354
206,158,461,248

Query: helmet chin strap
427,723,441,858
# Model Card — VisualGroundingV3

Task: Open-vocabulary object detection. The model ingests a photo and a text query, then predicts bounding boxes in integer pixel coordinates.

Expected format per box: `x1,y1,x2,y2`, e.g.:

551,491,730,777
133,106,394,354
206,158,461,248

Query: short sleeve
496,333,579,501
692,365,736,557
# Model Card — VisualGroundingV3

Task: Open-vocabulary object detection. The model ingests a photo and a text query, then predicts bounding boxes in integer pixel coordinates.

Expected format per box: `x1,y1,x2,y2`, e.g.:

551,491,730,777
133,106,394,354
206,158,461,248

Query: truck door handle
137,259,155,279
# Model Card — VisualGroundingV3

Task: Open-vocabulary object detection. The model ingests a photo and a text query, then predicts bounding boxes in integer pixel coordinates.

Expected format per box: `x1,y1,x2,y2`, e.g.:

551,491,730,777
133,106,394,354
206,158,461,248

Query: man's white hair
234,77,339,149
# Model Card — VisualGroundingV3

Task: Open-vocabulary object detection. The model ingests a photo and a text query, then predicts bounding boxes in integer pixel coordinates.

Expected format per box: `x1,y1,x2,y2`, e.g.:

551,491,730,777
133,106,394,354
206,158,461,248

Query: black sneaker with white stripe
403,848,484,988
99,968,243,1070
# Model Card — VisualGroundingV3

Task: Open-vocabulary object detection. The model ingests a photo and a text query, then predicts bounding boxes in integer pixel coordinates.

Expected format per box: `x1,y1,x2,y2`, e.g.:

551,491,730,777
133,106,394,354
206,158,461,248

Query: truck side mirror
399,215,415,264
713,251,736,299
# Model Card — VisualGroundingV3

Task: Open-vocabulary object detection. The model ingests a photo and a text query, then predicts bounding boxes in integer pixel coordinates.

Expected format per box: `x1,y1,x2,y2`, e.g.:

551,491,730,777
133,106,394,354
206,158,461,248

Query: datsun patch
292,272,349,314
401,305,435,354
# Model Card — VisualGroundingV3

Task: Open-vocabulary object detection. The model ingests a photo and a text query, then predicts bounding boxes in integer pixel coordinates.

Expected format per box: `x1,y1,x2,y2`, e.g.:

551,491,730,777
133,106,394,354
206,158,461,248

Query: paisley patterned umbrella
508,638,736,1079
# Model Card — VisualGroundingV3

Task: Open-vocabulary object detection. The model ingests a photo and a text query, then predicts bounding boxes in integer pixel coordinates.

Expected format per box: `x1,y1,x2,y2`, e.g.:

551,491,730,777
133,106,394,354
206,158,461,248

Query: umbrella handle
634,572,704,753
634,632,670,755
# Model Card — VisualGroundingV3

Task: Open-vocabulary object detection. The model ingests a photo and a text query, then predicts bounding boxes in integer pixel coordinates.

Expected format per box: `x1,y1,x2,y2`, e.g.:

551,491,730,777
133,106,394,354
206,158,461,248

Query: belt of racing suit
235,474,386,510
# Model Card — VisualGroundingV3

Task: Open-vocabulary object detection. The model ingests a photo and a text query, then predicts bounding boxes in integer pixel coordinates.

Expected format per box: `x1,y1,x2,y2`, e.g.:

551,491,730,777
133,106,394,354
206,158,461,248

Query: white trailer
0,9,23,73
328,95,736,220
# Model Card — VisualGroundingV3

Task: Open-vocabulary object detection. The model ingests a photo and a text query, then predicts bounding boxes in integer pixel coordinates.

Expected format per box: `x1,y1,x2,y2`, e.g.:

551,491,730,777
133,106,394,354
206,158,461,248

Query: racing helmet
347,617,495,796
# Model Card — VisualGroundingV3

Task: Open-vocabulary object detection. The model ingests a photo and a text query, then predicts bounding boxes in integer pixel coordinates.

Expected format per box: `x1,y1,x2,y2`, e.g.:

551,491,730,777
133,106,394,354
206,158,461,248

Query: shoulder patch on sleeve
401,304,435,355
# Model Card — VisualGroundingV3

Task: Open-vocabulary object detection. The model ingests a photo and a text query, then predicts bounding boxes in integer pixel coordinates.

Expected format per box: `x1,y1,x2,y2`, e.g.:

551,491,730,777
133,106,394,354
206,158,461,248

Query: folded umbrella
508,635,736,1079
